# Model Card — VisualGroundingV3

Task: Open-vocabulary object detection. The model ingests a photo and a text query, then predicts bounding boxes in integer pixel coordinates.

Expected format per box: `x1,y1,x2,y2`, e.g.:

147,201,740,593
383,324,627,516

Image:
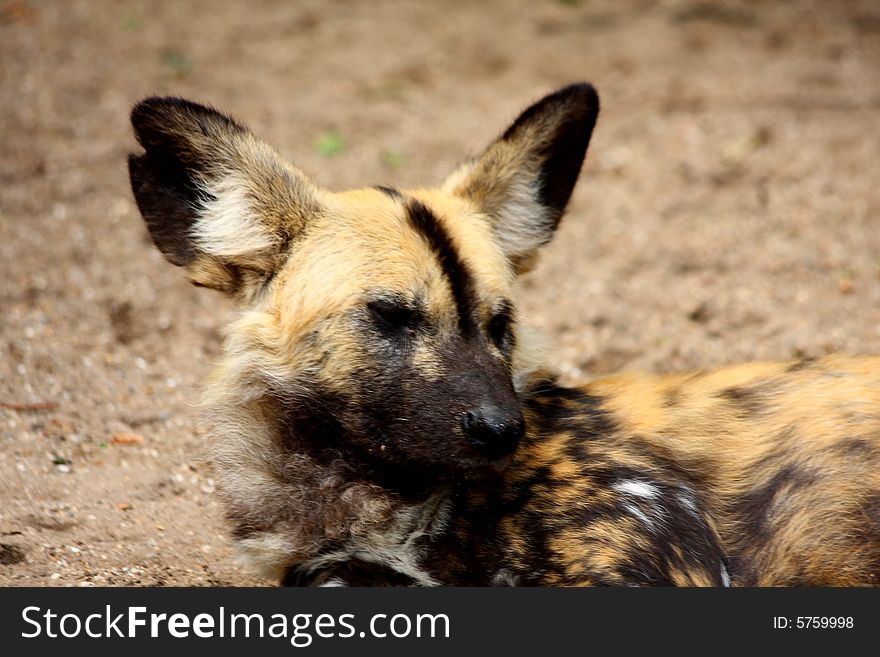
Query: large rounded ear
128,97,322,300
443,83,599,273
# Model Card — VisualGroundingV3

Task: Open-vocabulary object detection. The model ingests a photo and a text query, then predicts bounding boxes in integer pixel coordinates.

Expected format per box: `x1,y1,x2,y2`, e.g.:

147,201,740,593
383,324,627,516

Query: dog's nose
461,405,525,458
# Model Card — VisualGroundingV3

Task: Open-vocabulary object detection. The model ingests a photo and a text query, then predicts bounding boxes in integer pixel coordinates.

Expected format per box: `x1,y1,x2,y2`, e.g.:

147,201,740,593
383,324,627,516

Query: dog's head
128,85,598,487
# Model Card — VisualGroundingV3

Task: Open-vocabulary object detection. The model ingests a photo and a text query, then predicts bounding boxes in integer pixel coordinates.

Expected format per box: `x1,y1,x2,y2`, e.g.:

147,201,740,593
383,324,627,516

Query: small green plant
160,49,193,79
380,149,406,170
315,130,347,157
122,9,141,31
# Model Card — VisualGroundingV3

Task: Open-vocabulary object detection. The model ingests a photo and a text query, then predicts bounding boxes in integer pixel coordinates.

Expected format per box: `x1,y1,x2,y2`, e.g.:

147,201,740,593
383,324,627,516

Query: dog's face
128,85,598,486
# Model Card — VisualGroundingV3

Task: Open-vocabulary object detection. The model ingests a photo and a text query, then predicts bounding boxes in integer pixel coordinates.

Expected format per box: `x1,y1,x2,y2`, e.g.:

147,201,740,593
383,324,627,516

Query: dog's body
128,84,880,586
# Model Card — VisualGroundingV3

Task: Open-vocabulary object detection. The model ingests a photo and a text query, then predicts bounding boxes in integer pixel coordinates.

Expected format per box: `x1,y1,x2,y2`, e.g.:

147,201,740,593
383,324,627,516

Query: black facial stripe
375,185,403,200
493,300,514,328
405,200,478,334
488,300,516,354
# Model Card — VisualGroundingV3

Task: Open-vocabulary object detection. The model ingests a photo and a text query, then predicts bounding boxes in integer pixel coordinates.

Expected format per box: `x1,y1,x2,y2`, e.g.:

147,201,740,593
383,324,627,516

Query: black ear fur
127,150,198,266
501,83,600,224
128,97,243,267
130,96,245,154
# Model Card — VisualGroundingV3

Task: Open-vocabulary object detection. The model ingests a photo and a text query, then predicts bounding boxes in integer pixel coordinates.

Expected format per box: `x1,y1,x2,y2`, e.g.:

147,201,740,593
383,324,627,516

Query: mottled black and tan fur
128,84,880,586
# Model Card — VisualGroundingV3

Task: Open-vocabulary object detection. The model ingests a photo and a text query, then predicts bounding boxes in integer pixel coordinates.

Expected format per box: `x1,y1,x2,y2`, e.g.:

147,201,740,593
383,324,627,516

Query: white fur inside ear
192,176,275,257
491,177,550,259
444,163,551,262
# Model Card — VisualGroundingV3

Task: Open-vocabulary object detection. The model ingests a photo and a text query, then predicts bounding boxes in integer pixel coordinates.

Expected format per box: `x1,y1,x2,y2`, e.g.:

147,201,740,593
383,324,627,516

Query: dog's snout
461,404,525,458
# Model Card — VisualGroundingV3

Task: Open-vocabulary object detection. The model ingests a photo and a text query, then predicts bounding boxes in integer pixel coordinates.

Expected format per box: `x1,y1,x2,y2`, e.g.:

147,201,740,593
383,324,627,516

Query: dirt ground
2,0,879,586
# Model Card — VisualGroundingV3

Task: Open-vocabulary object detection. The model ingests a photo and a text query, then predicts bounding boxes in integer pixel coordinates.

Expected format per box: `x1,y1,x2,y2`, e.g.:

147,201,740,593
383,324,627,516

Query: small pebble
111,432,144,446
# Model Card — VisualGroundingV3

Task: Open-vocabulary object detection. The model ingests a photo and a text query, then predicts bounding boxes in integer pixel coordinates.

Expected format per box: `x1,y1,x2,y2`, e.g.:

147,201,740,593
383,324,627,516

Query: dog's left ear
444,83,599,272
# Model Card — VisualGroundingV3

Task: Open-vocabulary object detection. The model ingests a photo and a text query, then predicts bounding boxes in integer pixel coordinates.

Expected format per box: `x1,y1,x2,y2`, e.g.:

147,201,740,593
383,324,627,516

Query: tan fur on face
235,188,522,388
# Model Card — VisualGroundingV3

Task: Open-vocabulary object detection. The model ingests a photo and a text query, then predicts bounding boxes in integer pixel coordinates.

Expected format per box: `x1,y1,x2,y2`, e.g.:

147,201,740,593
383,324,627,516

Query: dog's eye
487,310,513,350
367,300,417,332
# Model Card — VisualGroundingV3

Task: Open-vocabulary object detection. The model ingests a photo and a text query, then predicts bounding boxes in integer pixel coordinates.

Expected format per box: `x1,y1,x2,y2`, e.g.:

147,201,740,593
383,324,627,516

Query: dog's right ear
128,97,322,299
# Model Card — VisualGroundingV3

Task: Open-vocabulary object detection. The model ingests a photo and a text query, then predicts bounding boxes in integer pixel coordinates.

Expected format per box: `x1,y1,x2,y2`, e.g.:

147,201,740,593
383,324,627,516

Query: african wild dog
128,84,880,586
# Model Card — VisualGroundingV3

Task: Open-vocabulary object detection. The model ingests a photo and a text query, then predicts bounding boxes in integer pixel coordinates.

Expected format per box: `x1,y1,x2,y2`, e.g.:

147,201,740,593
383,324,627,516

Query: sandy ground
1,0,879,586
